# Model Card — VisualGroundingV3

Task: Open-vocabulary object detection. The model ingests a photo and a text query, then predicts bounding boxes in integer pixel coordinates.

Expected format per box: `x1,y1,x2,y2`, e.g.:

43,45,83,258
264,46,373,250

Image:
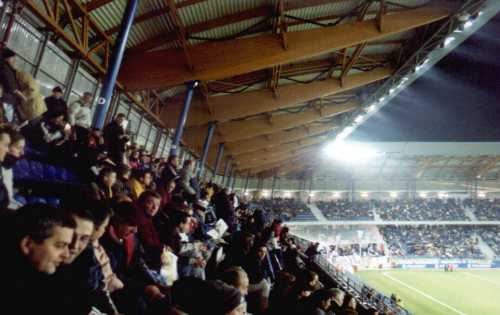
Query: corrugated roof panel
187,16,268,45
178,0,271,27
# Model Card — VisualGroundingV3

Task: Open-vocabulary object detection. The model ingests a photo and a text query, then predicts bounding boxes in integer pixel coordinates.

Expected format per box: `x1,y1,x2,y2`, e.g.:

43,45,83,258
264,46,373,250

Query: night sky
350,14,500,142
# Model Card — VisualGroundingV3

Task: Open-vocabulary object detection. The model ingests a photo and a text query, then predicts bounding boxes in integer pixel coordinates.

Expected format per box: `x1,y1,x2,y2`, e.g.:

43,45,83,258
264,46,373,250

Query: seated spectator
220,266,250,297
300,288,337,315
160,154,179,185
244,244,271,315
342,294,358,315
128,169,153,200
158,178,176,208
113,164,132,198
135,190,162,268
89,167,116,202
0,126,12,210
329,288,345,315
100,201,165,314
1,204,75,314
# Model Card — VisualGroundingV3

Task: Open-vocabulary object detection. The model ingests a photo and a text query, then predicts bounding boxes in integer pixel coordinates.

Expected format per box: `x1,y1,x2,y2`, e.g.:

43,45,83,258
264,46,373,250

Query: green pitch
356,269,500,315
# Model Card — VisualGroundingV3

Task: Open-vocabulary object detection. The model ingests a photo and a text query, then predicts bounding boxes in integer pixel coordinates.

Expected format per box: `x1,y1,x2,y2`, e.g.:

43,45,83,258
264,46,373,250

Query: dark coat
214,191,235,231
0,59,18,104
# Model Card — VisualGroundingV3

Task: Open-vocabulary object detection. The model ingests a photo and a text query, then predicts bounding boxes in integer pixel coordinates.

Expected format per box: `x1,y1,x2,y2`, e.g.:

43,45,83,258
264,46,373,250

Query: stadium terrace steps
306,203,328,222
290,210,317,222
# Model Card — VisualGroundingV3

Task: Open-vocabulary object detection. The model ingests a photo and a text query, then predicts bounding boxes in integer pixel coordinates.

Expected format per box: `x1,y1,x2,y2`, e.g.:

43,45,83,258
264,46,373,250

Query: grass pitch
356,269,500,315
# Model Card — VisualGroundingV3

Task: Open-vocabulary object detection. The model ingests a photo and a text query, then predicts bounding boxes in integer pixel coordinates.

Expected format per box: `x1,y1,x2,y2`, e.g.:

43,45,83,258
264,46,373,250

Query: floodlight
244,191,249,196
419,192,427,198
443,36,455,47
332,192,341,198
323,140,380,164
284,191,292,198
261,190,270,197
390,192,398,198
367,104,376,112
415,58,429,72
309,193,315,197
355,115,364,123
478,192,486,198
361,192,369,198
438,192,448,199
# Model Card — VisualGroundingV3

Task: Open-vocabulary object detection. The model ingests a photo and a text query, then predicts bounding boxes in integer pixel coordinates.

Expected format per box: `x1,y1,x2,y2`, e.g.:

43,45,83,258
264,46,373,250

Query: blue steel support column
231,172,237,191
197,122,216,178
93,0,138,129
225,163,233,188
212,143,224,182
170,81,198,156
222,158,232,187
271,175,277,200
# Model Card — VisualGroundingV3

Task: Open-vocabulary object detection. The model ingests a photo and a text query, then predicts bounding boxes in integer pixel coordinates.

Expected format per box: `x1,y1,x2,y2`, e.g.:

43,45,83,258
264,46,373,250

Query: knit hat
2,48,15,59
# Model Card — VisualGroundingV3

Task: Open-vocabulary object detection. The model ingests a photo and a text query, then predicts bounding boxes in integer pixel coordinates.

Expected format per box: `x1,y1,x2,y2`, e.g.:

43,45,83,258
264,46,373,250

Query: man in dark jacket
160,154,179,185
0,204,75,315
214,187,236,232
103,113,129,165
44,86,67,118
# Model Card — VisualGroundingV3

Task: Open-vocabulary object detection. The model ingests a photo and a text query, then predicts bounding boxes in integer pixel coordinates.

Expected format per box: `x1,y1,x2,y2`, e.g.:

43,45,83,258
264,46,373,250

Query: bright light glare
419,192,427,198
284,191,291,198
438,192,448,199
323,141,380,164
361,192,369,198
355,115,364,123
478,192,486,198
244,191,249,196
308,193,315,197
464,20,473,29
390,192,398,198
443,36,455,47
415,58,429,72
261,190,270,197
367,104,376,112
332,192,341,198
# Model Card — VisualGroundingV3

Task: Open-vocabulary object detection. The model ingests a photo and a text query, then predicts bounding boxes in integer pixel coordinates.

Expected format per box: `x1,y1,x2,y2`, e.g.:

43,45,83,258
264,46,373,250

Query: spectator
329,288,345,315
44,86,67,119
158,178,176,208
342,294,358,315
103,113,129,165
178,159,196,200
0,126,12,210
1,204,75,314
69,91,93,141
215,187,236,233
113,164,132,198
160,154,179,185
0,48,26,123
135,190,162,268
244,244,271,315
89,167,117,202
128,169,153,200
220,266,250,297
301,288,337,315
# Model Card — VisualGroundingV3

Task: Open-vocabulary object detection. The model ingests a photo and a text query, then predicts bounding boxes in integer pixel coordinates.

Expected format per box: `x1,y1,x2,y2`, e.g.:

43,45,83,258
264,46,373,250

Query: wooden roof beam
183,100,358,150
238,146,318,171
160,67,391,128
119,5,452,90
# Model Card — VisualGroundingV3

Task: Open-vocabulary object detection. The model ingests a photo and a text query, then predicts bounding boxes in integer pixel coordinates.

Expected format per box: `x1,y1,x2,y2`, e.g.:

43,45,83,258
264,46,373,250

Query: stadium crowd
374,198,469,221
379,226,482,259
317,200,374,221
250,197,310,222
0,48,396,315
471,199,500,220
478,226,500,257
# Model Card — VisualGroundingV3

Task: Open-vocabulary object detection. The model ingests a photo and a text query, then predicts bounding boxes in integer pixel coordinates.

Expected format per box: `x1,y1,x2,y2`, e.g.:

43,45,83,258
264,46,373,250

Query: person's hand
194,257,206,268
144,285,165,300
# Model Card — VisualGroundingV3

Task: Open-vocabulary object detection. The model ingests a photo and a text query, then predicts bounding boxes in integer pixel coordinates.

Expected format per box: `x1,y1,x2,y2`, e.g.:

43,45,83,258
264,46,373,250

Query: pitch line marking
382,272,469,315
463,272,500,287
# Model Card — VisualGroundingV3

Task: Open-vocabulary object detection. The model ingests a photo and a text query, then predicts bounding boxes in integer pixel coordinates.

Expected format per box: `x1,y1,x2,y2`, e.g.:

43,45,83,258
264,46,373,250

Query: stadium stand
0,1,497,315
473,199,500,220
379,226,483,259
317,199,375,221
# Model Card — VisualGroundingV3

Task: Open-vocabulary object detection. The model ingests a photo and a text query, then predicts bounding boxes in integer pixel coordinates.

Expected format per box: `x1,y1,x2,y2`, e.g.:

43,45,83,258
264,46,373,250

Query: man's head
64,206,95,264
331,288,345,306
90,203,113,242
115,113,126,126
117,165,131,180
165,179,176,193
82,92,93,105
220,267,250,296
0,127,12,162
99,167,117,188
171,210,190,234
5,127,25,158
167,155,178,168
183,159,194,171
309,288,337,311
256,245,268,261
111,201,138,239
15,204,76,274
52,86,63,99
140,170,153,187
2,48,16,66
138,190,161,217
